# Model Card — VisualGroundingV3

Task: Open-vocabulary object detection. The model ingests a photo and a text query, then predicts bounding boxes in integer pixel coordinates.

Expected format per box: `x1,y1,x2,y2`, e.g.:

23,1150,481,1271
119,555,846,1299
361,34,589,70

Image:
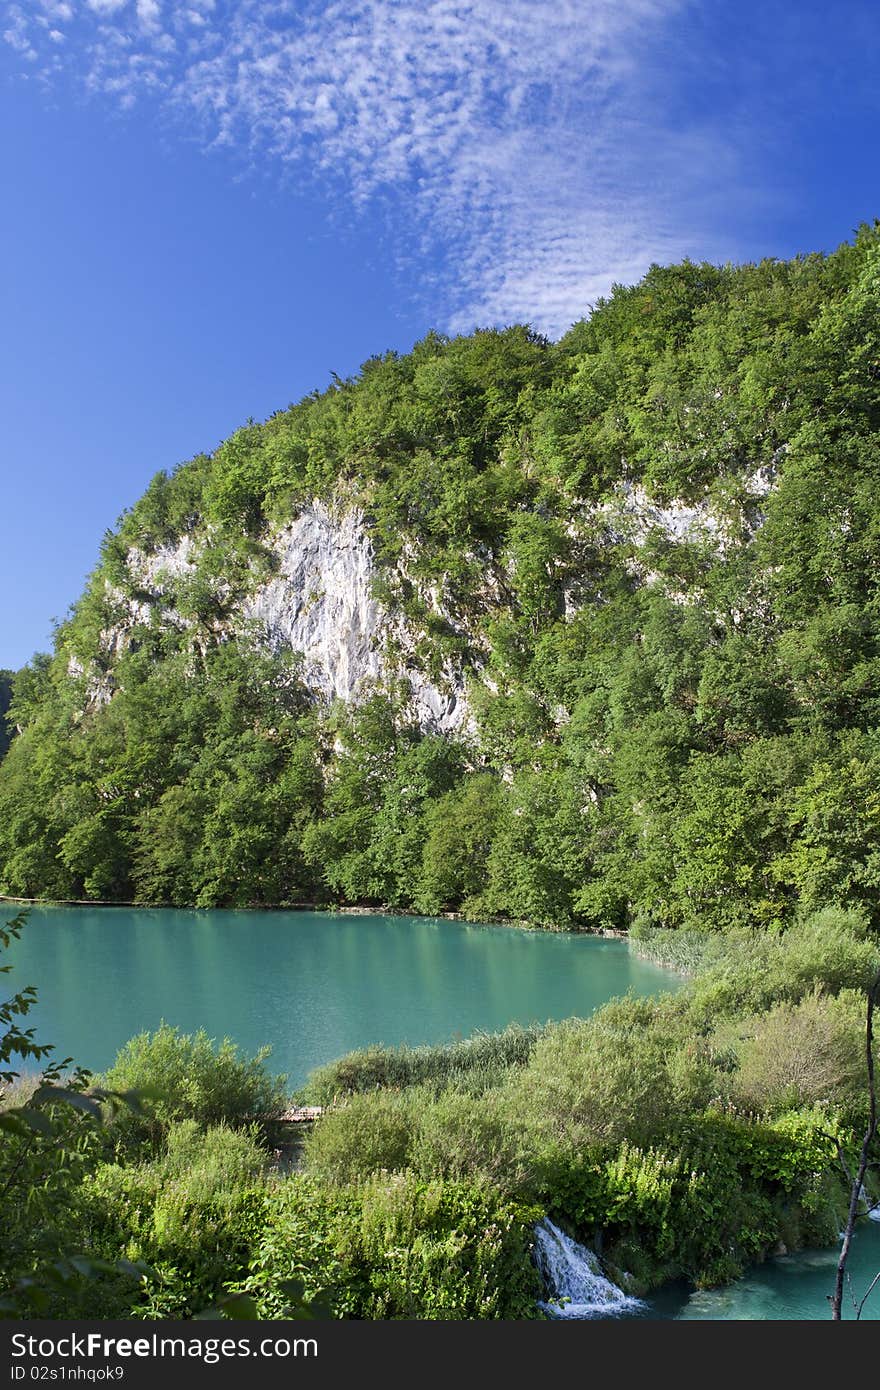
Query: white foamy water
534,1219,645,1319
858,1185,880,1222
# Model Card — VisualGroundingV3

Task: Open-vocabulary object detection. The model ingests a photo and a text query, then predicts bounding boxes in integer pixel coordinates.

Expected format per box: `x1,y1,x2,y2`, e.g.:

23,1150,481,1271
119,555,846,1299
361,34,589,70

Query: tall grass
627,922,725,974
300,1023,547,1106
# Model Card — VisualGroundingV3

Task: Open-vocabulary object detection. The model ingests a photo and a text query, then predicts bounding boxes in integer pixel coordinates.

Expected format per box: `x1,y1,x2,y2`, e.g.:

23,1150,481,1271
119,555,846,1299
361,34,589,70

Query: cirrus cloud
3,0,740,335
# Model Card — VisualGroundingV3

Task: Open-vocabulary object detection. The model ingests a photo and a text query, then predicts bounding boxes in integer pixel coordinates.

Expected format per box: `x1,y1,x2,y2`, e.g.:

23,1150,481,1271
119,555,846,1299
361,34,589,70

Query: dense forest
2,226,880,932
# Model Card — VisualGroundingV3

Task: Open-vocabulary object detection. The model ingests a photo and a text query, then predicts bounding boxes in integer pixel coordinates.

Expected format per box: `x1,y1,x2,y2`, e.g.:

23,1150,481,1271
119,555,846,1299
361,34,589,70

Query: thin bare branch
831,967,879,1319
856,1270,880,1321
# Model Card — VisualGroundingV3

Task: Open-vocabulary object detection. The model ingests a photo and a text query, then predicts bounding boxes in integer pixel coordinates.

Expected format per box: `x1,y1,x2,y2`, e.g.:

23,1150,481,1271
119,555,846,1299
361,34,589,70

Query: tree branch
831,966,879,1319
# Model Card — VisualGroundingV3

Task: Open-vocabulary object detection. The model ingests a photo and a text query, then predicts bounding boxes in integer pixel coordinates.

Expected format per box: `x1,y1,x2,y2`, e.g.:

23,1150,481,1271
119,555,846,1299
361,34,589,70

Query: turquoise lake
4,905,679,1085
6,903,878,1320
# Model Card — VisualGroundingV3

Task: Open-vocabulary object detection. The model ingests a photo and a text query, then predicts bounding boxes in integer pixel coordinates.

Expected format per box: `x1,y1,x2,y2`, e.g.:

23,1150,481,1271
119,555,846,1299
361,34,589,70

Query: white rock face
92,506,470,732
594,468,778,554
241,503,469,734
93,473,780,726
245,504,383,702
112,536,199,640
595,482,728,551
133,534,199,584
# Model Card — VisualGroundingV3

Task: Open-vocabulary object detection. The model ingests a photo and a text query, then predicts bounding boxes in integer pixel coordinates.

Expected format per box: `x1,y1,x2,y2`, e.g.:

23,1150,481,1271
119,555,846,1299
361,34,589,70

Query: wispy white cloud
38,0,74,18
1,0,741,335
85,0,128,15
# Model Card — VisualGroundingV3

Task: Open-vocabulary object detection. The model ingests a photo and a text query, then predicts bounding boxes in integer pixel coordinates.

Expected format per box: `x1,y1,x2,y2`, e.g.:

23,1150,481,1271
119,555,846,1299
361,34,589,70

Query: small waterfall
534,1219,645,1319
858,1184,880,1222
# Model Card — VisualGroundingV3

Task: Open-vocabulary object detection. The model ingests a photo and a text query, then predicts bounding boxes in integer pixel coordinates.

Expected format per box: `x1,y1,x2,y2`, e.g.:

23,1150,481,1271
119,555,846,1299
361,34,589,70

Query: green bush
594,1110,847,1291
156,1118,268,1193
689,909,879,1020
98,1024,286,1152
501,996,717,1155
284,922,876,1307
305,1083,527,1192
410,1089,525,1189
729,990,868,1116
302,1090,418,1184
247,1173,543,1320
80,1122,270,1317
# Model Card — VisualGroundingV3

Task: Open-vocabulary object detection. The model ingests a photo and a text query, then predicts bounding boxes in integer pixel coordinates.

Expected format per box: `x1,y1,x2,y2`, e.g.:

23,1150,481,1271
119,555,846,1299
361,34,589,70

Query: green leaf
32,1086,102,1118
195,1292,260,1321
12,1106,55,1136
0,1111,30,1137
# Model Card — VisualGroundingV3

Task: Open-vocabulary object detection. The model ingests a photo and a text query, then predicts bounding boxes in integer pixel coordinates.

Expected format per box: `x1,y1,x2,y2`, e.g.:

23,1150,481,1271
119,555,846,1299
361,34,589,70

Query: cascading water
534,1219,645,1319
858,1185,880,1222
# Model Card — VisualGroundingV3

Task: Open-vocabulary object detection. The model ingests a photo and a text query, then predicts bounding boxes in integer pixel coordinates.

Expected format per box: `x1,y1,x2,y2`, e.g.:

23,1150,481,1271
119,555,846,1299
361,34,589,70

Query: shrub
98,1024,286,1152
501,997,716,1155
157,1119,268,1193
502,1021,671,1154
410,1089,526,1189
247,1173,543,1320
302,1090,417,1184
689,909,879,1020
80,1122,270,1317
730,990,867,1115
594,1110,839,1291
0,1072,41,1111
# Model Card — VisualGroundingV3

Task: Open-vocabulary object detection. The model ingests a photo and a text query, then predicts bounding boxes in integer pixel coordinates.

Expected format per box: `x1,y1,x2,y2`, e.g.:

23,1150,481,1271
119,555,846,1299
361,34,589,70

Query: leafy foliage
5,234,880,1316
293,914,878,1293
300,1022,544,1105
245,1173,543,1320
3,908,879,1317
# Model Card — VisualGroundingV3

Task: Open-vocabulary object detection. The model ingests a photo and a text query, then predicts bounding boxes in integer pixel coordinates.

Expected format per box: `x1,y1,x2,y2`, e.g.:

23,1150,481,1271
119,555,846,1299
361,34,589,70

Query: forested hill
2,227,880,929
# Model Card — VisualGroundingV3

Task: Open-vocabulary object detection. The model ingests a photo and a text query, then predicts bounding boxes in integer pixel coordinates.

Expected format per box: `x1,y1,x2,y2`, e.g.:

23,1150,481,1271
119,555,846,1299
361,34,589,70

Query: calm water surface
6,905,678,1086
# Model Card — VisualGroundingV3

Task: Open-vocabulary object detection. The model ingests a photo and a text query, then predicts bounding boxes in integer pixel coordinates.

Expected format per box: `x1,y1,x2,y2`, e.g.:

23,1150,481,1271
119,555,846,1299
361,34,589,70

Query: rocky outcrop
244,503,469,733
244,504,384,704
592,467,777,554
108,502,470,735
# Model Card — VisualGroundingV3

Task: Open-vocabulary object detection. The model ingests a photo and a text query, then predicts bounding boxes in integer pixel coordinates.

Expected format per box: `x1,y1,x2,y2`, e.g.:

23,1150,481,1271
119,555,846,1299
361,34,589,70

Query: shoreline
0,893,628,940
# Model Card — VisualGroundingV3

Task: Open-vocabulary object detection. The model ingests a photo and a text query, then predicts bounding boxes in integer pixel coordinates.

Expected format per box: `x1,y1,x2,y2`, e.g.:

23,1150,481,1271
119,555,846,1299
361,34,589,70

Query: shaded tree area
0,671,13,761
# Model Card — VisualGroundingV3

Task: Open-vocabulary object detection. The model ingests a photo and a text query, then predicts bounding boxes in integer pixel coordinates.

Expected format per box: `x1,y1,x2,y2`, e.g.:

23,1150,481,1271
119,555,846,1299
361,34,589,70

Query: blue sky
1,0,878,670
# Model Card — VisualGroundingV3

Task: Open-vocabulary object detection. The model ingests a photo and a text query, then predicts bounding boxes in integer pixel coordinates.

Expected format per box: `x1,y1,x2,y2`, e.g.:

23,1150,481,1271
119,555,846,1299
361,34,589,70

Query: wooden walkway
277,1105,324,1124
